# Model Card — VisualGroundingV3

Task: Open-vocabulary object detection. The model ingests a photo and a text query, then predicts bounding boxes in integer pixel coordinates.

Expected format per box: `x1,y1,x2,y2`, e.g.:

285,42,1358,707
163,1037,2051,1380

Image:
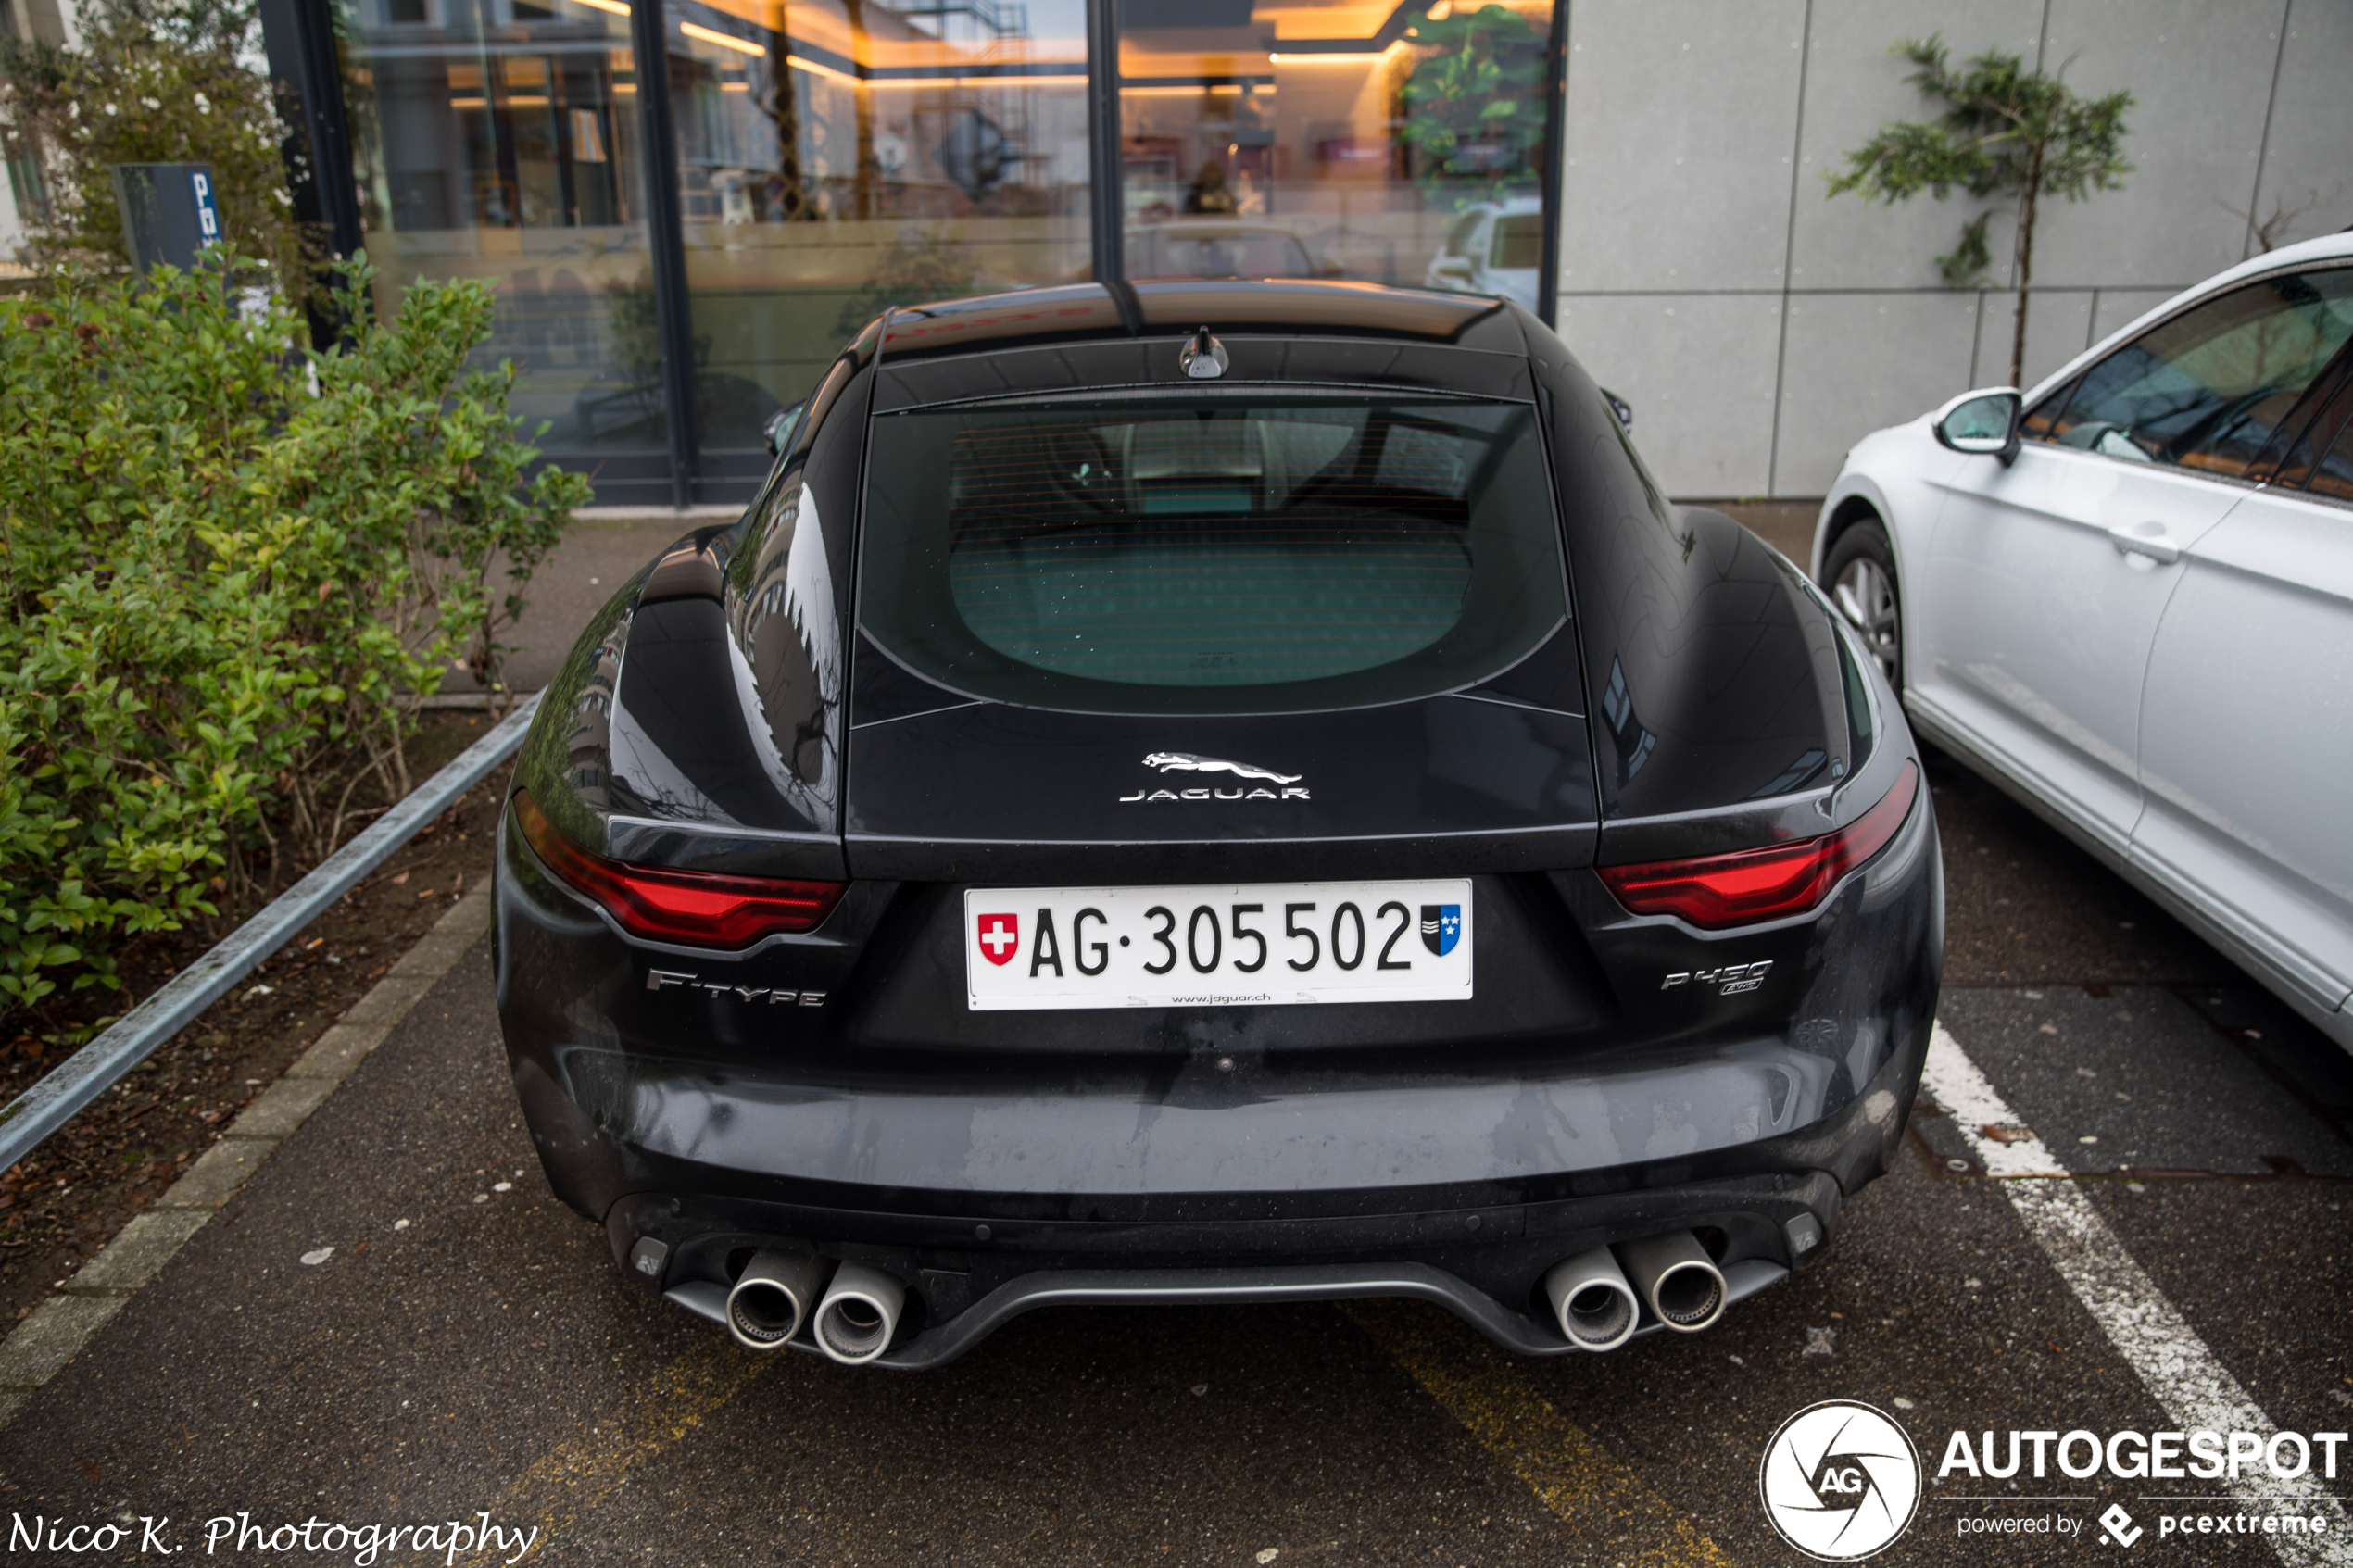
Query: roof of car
875,280,1526,363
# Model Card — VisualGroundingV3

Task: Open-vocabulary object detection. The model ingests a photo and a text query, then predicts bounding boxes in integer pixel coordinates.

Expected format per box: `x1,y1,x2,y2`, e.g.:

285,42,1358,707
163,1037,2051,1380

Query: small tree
1826,34,2132,388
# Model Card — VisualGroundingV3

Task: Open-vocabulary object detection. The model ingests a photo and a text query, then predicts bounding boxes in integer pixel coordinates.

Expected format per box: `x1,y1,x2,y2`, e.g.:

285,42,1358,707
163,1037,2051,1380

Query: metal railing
0,694,543,1173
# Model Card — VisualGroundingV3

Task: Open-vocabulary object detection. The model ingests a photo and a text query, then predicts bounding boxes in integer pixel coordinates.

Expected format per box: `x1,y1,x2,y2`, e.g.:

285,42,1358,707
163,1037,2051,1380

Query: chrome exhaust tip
1542,1246,1640,1351
725,1250,833,1351
1613,1231,1728,1333
812,1261,905,1365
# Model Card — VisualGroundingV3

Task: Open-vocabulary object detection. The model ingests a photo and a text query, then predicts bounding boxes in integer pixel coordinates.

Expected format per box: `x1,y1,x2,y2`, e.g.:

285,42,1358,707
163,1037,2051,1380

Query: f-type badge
1120,752,1310,804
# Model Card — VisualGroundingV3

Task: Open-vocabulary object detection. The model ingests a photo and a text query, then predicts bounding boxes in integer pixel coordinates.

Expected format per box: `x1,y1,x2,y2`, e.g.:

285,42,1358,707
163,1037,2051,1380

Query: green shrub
0,254,588,1016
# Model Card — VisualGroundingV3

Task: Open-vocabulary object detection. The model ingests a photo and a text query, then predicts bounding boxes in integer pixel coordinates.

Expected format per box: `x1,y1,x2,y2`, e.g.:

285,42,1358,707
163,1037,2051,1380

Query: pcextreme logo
1760,1400,1924,1561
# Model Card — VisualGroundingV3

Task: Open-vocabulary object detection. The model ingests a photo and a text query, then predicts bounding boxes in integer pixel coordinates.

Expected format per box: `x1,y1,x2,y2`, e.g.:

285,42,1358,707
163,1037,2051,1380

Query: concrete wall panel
1786,0,2046,294
1972,288,2107,396
2248,0,2353,251
1560,0,1806,293
1556,293,1784,498
2028,0,2285,290
1771,290,1982,495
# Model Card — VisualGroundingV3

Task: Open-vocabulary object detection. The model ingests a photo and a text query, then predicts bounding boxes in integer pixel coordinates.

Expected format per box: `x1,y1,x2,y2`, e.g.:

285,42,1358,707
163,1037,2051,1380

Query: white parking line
1924,1022,2350,1565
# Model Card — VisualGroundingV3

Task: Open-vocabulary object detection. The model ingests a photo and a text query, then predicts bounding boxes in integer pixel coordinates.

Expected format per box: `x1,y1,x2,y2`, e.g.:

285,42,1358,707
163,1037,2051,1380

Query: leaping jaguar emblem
1142,751,1303,785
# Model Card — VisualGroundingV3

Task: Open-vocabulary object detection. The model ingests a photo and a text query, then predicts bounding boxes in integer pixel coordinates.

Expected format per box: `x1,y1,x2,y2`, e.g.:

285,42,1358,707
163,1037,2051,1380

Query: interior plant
1396,2,1548,207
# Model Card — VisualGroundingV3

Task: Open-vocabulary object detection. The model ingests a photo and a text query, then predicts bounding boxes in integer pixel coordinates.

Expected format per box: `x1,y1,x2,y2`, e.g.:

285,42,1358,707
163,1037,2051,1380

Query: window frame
2020,259,2353,495
849,384,1578,718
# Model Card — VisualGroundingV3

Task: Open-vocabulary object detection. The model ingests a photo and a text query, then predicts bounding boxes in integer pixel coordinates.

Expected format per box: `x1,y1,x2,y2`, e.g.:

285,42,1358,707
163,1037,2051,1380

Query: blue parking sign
191,169,220,245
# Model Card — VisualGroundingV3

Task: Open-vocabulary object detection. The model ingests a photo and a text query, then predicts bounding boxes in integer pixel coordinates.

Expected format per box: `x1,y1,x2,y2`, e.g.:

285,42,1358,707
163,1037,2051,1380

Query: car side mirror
1601,388,1633,433
1429,256,1473,280
763,401,807,458
1932,387,2021,467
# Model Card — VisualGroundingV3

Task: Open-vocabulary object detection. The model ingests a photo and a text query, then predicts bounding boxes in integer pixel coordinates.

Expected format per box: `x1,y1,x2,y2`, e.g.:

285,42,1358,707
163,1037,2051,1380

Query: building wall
0,0,80,271
1554,0,2353,499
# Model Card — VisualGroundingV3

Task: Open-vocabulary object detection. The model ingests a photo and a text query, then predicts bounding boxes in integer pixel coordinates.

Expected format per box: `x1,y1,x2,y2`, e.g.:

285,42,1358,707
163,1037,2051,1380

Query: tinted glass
2047,268,2353,477
2305,406,2353,503
2021,374,2079,442
1129,227,1315,279
662,0,1093,452
334,0,666,478
861,395,1566,714
1116,0,1554,315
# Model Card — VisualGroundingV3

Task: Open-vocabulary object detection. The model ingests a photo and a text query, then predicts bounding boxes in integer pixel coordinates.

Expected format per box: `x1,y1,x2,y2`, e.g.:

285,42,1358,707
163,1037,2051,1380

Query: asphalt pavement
0,502,2346,1566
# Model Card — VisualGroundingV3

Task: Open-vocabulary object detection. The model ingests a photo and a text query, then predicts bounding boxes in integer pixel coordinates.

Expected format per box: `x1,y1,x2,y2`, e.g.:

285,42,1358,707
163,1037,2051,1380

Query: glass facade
337,0,671,474
303,0,1555,502
660,0,1093,456
1117,0,1554,304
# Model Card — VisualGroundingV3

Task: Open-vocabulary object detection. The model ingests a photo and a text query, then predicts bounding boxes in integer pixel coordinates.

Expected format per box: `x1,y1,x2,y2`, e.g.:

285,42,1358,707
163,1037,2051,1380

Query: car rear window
858,394,1567,715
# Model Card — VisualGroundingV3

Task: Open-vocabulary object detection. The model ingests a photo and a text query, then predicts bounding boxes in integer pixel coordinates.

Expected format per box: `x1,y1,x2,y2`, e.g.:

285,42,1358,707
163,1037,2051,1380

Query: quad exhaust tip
813,1261,907,1365
1613,1231,1728,1333
1542,1246,1639,1351
725,1250,833,1351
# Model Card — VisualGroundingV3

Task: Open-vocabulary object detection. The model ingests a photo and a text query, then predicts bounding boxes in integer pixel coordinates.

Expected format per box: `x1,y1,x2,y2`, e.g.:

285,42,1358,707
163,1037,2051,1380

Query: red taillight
1596,762,1919,930
511,791,848,947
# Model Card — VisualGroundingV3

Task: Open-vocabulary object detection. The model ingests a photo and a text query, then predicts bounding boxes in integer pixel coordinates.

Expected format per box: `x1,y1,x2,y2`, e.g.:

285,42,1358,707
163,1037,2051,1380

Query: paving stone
336,975,433,1029
156,1137,278,1210
0,1296,125,1387
61,1210,212,1294
228,1075,338,1139
288,1022,390,1083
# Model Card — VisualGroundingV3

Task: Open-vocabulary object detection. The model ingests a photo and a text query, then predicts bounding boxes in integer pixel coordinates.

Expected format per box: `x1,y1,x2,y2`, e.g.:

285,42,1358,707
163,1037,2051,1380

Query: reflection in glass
1116,0,1552,307
860,395,1567,714
663,0,1094,456
336,0,669,469
2046,269,2353,479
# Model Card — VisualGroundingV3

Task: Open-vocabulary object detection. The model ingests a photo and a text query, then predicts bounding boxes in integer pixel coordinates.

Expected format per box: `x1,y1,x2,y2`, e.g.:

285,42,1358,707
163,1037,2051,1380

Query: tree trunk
2008,149,2043,389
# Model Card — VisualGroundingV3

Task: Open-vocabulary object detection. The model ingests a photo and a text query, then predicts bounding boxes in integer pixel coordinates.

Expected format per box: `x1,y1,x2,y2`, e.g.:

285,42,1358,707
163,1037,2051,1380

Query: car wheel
1823,519,1902,690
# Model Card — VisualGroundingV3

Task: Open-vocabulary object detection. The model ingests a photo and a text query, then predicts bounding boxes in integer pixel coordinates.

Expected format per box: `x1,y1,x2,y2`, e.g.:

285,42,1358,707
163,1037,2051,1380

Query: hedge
0,255,588,1018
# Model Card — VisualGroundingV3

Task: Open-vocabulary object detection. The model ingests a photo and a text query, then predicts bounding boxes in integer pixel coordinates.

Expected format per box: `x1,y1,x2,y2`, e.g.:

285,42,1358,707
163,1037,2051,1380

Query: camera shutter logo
1758,1400,1922,1560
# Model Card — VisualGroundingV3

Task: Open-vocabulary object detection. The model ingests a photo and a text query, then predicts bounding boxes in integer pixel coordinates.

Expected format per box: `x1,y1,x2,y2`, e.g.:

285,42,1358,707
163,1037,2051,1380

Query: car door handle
2107,521,2183,565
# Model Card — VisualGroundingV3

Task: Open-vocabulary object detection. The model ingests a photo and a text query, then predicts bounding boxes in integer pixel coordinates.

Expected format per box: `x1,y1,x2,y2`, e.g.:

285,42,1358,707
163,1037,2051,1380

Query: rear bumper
661,1256,1791,1371
492,766,1940,1364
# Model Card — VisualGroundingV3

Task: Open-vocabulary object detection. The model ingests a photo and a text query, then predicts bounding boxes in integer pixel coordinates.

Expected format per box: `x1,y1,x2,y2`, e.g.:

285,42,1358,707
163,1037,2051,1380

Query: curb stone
0,884,496,1428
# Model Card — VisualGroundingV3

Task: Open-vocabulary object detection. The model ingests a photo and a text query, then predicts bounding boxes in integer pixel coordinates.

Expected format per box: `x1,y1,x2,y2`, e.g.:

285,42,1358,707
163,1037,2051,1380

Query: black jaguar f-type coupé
493,280,1942,1368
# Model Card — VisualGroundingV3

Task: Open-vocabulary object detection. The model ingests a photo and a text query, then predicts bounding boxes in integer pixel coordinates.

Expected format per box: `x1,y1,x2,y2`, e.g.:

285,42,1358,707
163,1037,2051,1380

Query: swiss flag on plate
975,912,1021,967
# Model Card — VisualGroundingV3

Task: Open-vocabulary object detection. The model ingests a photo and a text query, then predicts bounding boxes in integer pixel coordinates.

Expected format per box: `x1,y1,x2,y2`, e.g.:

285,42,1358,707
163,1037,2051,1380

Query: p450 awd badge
1662,961,1773,996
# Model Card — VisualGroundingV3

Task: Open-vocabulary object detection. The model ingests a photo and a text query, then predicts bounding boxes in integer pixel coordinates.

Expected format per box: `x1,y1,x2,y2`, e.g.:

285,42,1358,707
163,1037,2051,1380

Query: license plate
963,880,1472,1010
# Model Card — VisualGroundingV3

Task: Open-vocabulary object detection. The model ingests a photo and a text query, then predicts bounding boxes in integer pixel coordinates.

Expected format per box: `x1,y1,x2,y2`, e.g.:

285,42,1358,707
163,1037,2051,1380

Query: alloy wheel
1832,557,1900,684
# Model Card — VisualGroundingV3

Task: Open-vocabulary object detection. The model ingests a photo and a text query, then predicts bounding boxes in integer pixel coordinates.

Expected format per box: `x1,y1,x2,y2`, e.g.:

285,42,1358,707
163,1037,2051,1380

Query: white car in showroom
1424,196,1543,312
1813,230,2353,1050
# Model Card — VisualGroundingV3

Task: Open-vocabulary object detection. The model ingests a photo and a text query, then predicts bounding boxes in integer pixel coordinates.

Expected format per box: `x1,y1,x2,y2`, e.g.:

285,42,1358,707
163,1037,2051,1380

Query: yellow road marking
1343,1301,1735,1566
497,1347,773,1548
